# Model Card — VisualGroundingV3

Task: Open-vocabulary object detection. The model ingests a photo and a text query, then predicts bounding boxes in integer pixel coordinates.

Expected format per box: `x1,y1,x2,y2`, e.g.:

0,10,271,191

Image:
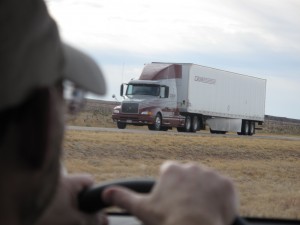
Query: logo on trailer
194,76,216,84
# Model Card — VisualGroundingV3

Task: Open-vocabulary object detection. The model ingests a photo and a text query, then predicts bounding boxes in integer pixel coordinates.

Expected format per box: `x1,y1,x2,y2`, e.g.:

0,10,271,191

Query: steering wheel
78,179,155,213
78,179,246,225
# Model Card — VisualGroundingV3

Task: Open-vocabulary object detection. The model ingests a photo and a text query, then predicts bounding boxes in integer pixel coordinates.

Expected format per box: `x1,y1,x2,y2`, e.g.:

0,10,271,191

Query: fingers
159,161,205,182
160,160,179,173
36,173,108,225
102,186,145,217
160,160,204,173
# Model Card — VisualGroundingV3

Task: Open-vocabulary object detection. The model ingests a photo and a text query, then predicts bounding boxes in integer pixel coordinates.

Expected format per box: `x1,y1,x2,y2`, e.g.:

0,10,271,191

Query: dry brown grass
63,129,300,220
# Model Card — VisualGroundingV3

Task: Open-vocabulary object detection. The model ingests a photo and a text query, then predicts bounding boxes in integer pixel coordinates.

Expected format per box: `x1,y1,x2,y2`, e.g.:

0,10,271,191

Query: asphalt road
67,126,300,142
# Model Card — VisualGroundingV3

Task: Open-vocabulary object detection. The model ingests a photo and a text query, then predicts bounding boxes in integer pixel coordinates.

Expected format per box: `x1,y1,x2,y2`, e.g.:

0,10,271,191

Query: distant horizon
85,97,300,121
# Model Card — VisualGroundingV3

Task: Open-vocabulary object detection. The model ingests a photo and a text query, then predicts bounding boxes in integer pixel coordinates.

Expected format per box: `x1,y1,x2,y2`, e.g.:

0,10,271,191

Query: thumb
102,186,145,216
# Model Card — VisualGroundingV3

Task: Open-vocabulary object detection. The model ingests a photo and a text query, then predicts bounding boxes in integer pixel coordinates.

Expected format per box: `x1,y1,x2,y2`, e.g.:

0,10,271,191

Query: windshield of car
126,84,160,96
47,0,300,221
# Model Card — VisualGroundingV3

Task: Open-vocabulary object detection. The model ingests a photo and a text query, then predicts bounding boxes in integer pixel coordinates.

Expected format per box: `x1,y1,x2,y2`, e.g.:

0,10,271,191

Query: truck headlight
113,109,120,114
141,111,152,115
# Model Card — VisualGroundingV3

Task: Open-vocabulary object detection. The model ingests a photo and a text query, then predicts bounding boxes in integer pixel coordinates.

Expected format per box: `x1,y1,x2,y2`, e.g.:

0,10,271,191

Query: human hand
102,161,238,225
36,174,107,225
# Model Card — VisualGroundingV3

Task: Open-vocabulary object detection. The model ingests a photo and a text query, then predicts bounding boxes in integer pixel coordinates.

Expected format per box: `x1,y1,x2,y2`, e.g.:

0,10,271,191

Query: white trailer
112,62,266,135
176,63,266,134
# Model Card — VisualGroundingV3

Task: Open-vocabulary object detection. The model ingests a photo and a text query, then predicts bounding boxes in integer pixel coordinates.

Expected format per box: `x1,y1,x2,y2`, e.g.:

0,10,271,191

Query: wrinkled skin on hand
36,174,107,225
103,161,238,225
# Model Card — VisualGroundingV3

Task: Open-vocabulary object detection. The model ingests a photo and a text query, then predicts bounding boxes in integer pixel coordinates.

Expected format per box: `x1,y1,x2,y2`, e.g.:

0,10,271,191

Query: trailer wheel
243,120,249,135
184,115,192,132
191,116,199,132
117,122,126,129
249,121,255,136
148,113,162,131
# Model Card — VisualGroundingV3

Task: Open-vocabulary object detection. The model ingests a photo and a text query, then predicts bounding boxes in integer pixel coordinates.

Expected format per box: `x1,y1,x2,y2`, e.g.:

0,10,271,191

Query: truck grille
121,103,139,114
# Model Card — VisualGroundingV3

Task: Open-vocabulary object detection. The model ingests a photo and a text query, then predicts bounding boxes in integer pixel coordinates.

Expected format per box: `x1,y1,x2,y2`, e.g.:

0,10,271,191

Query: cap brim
62,43,106,95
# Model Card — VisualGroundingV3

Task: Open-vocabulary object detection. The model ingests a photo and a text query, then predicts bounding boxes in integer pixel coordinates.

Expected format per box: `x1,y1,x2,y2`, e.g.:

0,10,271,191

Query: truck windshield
126,84,160,96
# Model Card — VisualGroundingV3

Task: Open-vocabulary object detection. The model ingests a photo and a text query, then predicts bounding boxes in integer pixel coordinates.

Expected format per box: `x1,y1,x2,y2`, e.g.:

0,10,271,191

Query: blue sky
46,0,300,119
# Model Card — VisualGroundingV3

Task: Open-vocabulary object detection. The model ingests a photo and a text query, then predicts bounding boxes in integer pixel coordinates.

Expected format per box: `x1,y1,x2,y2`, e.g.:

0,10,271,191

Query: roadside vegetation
66,100,300,136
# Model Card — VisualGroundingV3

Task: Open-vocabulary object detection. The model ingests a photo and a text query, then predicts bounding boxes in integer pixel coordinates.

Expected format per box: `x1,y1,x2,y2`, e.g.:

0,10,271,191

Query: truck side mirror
120,84,124,96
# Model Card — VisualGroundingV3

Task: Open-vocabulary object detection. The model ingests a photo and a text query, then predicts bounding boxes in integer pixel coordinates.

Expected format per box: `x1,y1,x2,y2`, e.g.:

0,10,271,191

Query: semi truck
112,62,266,135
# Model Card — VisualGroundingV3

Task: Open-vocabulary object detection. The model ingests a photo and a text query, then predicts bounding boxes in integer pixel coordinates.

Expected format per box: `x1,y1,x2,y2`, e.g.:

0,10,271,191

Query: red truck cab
112,79,185,130
112,63,186,130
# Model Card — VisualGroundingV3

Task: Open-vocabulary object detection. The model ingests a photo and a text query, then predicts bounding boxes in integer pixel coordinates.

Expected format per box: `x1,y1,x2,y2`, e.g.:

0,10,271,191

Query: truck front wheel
148,114,162,131
117,122,126,129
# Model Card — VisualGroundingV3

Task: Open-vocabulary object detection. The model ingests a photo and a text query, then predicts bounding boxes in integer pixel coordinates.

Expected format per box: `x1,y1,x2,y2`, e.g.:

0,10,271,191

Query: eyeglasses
63,81,86,115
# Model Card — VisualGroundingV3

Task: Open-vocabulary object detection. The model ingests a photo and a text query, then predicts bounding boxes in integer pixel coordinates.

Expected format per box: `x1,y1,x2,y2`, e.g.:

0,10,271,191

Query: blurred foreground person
0,0,239,225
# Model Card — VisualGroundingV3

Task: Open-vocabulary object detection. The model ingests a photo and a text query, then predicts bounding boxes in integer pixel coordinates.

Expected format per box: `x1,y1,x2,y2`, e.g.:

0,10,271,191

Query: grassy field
63,129,300,220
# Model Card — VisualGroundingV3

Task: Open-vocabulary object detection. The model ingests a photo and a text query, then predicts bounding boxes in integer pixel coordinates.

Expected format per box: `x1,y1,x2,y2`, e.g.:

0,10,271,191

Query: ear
17,87,52,169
